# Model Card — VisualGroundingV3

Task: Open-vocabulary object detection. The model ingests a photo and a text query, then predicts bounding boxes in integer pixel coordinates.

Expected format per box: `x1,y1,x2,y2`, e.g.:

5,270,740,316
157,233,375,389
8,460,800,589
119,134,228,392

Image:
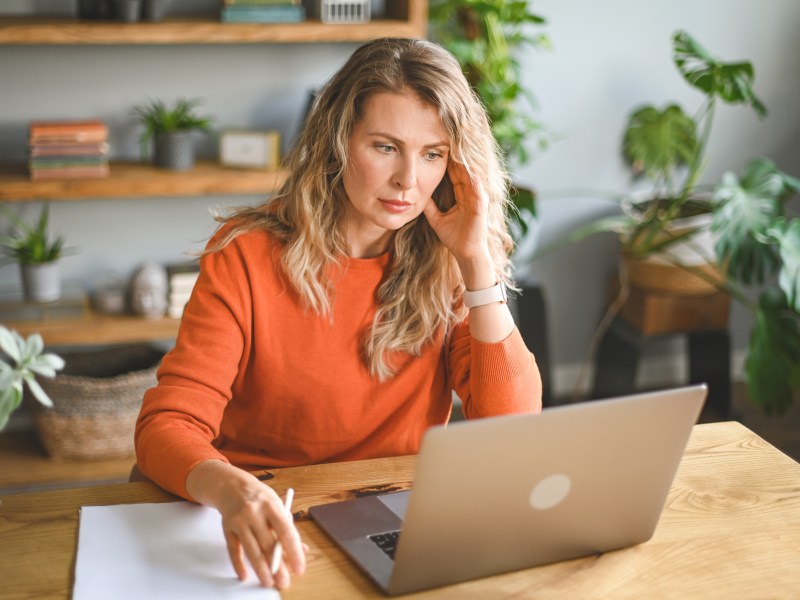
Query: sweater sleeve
134,236,250,500
448,320,543,419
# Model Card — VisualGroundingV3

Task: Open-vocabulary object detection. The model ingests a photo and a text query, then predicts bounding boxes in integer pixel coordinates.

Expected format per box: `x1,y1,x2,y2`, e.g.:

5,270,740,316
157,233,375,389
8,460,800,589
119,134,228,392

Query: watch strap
463,282,507,309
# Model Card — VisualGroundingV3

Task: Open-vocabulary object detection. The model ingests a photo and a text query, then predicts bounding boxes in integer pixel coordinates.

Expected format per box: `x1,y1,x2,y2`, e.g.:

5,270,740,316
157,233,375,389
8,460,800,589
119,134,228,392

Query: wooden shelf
0,430,135,495
0,1,427,44
0,160,289,202
5,310,181,346
0,1,427,347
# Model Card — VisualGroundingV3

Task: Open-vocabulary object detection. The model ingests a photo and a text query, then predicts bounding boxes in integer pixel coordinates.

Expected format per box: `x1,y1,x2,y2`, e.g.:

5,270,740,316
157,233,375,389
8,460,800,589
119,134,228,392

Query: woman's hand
424,160,515,342
423,160,495,290
185,459,306,590
423,161,491,265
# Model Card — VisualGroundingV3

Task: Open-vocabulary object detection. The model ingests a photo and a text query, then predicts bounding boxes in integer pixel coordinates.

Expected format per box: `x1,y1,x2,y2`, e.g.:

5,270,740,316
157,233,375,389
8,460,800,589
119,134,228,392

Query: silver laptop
309,384,707,595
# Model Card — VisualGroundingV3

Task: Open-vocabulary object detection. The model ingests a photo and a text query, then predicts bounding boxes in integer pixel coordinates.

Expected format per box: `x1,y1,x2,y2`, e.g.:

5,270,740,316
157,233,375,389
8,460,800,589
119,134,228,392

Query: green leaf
0,204,65,264
0,385,23,432
622,104,698,182
32,352,66,373
428,0,550,167
134,97,212,158
712,168,783,285
22,332,44,365
0,325,63,428
23,372,53,408
0,326,22,363
745,289,800,415
767,218,800,313
673,30,767,117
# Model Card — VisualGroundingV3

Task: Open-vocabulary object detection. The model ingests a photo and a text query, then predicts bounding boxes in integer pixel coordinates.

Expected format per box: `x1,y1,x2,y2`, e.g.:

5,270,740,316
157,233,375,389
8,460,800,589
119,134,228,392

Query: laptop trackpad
377,490,410,520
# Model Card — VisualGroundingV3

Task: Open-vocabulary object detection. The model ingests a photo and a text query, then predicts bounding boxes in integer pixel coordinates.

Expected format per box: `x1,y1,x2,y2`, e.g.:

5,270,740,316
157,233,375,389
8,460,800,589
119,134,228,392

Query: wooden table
2,421,799,599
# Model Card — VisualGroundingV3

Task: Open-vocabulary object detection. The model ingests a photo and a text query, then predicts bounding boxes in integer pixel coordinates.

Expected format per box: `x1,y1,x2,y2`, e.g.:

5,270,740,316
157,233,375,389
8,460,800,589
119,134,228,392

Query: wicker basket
33,344,164,460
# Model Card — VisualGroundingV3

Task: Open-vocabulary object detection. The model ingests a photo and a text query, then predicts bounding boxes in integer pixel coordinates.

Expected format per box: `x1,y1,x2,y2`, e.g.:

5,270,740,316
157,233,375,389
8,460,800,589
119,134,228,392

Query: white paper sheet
73,502,280,600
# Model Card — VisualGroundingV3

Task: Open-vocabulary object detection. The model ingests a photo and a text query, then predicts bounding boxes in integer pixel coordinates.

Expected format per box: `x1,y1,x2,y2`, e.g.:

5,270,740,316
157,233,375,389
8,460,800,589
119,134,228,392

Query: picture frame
219,129,281,170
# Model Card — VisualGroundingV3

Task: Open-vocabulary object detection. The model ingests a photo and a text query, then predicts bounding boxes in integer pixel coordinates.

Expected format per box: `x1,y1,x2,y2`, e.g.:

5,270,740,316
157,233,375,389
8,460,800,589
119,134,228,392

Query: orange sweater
135,229,542,499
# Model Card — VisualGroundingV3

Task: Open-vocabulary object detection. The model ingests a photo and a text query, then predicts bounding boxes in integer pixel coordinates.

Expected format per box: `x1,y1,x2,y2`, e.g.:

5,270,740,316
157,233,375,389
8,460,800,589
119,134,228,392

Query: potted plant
429,0,554,402
564,31,800,415
0,325,64,432
133,98,213,171
0,203,67,303
429,0,550,242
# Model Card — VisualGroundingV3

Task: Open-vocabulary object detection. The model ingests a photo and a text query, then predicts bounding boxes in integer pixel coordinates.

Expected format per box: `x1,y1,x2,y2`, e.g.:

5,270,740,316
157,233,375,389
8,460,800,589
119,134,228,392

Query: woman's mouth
380,199,413,214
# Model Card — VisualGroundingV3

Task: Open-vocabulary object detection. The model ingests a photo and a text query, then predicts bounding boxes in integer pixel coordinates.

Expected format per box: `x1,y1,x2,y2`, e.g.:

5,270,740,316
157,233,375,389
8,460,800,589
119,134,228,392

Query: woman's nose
392,156,417,190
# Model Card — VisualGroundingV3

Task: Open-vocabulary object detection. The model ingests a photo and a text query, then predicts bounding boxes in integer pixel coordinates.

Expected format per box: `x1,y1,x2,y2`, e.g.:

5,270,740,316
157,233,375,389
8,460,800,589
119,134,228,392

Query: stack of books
28,119,110,181
220,0,305,23
166,262,201,319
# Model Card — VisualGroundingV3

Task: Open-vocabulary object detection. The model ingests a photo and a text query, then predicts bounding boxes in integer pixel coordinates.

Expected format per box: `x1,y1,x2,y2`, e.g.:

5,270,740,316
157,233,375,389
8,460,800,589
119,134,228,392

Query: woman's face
342,90,450,258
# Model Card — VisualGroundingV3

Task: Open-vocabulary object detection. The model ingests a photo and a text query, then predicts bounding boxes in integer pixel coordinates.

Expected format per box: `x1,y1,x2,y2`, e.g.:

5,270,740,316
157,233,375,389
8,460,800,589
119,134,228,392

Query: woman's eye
425,152,443,161
376,144,396,154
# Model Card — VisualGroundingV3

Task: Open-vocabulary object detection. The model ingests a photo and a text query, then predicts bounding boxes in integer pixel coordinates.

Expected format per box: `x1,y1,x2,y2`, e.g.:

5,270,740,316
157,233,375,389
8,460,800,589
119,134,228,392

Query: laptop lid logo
529,474,571,510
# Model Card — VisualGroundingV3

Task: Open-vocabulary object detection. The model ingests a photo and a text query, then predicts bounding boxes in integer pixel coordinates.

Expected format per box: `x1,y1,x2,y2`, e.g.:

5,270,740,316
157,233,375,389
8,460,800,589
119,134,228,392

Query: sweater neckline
341,252,391,271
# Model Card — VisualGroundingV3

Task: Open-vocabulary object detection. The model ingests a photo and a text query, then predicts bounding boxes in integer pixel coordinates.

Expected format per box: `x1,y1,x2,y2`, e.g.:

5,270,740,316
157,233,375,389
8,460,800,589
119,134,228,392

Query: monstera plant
565,31,800,414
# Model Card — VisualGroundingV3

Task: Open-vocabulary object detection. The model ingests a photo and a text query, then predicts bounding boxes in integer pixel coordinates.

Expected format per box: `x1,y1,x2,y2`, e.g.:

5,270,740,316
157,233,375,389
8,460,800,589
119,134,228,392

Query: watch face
220,131,280,169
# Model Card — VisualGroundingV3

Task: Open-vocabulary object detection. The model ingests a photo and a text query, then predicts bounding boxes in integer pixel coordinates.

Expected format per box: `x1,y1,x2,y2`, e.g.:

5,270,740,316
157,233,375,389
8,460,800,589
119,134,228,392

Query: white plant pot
622,194,717,266
621,194,722,295
20,261,61,303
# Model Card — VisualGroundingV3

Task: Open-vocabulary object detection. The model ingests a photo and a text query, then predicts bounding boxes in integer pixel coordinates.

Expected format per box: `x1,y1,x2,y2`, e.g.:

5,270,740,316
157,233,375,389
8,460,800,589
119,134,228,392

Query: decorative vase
130,262,168,319
154,131,195,171
20,262,61,303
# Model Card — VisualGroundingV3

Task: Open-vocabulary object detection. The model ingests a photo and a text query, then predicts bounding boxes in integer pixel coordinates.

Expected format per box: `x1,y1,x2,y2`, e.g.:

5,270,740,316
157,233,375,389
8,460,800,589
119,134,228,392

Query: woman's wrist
457,249,496,291
186,458,240,507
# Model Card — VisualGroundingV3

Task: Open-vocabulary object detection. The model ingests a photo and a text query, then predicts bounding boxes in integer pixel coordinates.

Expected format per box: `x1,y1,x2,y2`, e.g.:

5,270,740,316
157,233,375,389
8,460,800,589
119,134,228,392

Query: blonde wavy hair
210,38,515,379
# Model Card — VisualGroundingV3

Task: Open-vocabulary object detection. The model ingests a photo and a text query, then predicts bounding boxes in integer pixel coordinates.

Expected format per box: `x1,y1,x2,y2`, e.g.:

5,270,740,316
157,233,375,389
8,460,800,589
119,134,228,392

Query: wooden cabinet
1,1,428,346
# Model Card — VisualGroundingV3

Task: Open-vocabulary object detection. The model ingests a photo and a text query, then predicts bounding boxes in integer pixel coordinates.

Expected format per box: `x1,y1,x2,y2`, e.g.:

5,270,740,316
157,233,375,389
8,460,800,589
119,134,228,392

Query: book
29,156,109,168
167,304,188,319
29,142,110,157
220,5,305,22
166,261,200,282
29,164,110,180
29,119,108,144
168,289,193,306
28,133,109,145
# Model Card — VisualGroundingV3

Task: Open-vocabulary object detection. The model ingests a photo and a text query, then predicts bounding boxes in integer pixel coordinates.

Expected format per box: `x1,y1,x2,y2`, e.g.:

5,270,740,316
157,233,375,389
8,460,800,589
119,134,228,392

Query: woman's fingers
268,495,306,576
238,525,275,588
220,485,305,589
224,530,248,582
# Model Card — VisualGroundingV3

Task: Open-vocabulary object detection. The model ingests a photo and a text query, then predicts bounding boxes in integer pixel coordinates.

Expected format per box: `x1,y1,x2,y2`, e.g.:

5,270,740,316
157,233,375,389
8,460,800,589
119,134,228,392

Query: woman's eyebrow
366,131,449,149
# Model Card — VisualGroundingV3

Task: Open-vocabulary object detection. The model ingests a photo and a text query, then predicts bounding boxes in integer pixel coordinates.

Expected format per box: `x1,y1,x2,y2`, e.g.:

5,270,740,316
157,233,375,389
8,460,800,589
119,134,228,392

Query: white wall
511,0,800,394
2,1,799,397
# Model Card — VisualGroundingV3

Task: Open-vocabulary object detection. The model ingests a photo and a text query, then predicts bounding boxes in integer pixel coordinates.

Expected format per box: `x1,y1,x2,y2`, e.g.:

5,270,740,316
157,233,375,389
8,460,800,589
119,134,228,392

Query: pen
270,487,295,576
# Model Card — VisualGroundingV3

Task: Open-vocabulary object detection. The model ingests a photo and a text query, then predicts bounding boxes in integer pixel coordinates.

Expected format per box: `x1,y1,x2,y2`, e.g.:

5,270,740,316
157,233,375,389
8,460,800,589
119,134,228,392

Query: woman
135,37,542,590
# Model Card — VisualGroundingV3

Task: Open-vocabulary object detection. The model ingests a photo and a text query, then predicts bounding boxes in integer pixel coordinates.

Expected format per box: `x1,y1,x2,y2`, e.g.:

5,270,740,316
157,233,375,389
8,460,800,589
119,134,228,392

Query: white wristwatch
463,282,507,309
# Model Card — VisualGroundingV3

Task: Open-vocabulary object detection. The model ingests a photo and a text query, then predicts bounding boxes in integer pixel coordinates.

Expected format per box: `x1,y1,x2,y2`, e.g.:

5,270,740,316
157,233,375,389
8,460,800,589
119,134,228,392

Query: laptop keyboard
368,531,401,560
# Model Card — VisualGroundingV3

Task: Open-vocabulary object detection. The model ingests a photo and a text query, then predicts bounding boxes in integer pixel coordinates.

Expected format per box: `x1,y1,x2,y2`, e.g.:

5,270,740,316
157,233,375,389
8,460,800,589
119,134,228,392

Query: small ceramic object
130,262,167,319
92,274,128,315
